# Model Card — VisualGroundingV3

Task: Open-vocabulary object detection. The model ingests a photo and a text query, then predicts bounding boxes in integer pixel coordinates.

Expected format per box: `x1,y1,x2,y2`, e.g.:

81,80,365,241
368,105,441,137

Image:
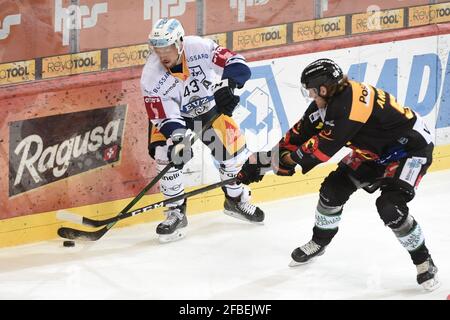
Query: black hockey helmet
301,58,343,91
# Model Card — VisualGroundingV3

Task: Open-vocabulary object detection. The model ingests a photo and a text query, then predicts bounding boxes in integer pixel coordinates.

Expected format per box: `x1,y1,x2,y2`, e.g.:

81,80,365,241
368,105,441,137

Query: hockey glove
271,147,296,176
167,129,193,170
149,141,165,160
213,79,240,117
237,152,272,185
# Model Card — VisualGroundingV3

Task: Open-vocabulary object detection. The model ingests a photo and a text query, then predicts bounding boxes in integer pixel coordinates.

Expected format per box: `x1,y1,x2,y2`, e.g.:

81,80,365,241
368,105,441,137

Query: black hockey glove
148,121,165,160
237,152,272,185
149,141,165,160
271,147,296,176
167,130,193,170
213,79,240,117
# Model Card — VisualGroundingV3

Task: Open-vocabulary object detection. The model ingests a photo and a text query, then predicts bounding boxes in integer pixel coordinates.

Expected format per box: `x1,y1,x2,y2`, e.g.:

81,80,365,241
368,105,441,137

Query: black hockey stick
57,113,220,241
57,165,170,240
57,177,236,230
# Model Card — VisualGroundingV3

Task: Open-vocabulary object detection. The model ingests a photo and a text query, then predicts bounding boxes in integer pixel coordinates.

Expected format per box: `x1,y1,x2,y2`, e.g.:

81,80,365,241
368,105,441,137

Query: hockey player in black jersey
237,58,439,291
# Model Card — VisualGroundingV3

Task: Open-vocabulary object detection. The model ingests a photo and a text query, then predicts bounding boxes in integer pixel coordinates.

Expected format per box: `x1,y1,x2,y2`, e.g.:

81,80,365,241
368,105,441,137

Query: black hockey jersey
281,80,433,174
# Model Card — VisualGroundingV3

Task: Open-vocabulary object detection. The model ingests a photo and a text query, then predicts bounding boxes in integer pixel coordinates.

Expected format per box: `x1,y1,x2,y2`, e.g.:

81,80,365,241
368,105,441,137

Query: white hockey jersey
140,36,248,136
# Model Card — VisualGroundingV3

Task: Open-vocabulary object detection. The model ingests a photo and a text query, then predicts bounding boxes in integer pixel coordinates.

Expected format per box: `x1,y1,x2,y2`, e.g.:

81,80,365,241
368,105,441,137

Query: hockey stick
57,177,236,229
57,164,169,240
57,113,220,241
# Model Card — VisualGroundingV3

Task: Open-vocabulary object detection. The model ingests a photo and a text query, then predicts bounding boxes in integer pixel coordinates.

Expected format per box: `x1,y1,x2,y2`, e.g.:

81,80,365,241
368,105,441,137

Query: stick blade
57,227,107,241
56,210,83,225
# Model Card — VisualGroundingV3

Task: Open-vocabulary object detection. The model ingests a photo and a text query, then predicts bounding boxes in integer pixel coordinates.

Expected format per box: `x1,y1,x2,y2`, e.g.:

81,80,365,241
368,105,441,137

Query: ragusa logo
9,106,126,196
54,0,108,46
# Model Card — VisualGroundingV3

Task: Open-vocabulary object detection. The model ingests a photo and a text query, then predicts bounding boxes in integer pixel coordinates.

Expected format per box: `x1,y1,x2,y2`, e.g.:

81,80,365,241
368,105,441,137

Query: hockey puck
63,240,75,247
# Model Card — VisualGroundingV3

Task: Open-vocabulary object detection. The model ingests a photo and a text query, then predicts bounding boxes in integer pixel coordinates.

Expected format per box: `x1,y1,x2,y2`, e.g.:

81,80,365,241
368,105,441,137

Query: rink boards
1,25,450,247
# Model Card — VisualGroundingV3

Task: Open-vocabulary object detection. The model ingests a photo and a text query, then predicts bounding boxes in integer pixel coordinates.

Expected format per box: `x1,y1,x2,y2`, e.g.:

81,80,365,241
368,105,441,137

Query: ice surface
0,170,448,300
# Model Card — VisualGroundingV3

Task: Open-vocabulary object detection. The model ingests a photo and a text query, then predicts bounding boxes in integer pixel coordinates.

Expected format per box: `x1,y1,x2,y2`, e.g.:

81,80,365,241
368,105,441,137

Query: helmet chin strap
175,53,183,65
176,40,184,54
175,41,184,65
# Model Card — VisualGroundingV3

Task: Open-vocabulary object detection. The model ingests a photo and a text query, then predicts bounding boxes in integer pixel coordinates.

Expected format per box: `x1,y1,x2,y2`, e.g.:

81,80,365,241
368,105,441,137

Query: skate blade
158,227,187,243
289,260,310,267
421,277,441,292
223,209,264,225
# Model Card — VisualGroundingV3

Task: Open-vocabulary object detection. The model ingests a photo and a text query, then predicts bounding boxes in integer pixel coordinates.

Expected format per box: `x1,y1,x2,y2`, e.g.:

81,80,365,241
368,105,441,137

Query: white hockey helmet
148,18,185,54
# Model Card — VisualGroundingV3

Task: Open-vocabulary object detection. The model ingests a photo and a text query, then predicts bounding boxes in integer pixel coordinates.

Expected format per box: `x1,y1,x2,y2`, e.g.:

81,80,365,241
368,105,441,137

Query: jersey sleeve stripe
312,148,331,162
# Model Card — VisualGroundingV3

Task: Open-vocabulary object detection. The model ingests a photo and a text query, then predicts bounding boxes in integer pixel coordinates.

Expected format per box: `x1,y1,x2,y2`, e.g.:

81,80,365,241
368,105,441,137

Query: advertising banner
107,44,150,70
0,78,156,218
409,3,450,27
9,106,126,197
42,51,101,78
233,25,287,51
352,8,404,34
293,16,346,42
0,60,35,85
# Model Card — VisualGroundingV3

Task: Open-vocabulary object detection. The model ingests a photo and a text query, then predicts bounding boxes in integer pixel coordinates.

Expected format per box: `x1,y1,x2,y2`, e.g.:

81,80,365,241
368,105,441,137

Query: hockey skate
223,187,264,223
289,240,326,267
416,257,440,291
156,201,187,243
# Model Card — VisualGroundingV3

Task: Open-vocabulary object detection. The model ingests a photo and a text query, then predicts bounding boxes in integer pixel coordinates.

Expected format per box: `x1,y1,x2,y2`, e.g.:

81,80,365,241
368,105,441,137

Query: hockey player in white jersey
141,18,264,243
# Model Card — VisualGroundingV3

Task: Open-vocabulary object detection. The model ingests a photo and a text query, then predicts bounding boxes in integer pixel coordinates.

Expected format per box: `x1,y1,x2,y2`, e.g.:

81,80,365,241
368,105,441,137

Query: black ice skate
289,240,326,267
223,187,264,223
416,257,440,291
156,200,187,243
